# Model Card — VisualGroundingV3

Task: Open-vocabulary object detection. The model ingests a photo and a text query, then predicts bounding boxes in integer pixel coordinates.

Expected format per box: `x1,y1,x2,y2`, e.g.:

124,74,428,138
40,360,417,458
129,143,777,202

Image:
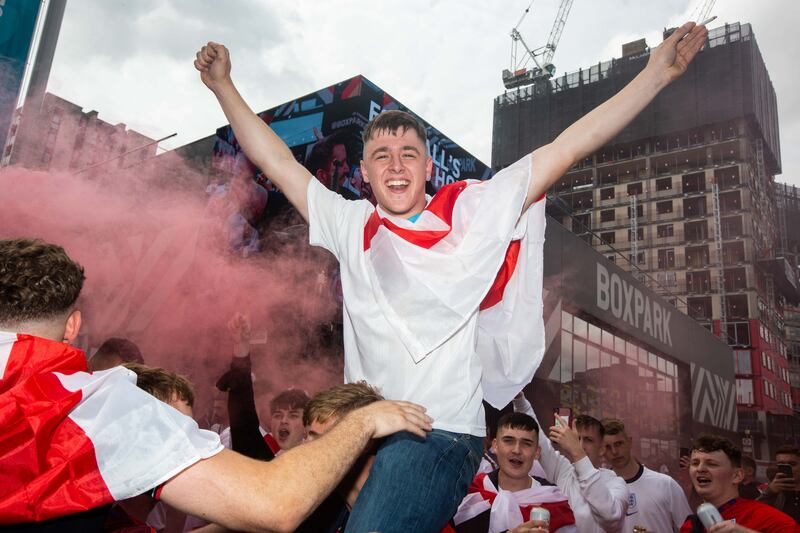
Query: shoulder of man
727,497,799,531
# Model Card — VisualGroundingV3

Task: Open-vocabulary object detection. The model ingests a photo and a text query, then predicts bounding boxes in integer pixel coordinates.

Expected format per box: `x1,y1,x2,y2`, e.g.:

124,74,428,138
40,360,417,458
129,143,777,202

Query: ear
491,438,497,454
360,160,370,183
63,310,82,344
732,466,745,484
425,155,433,181
315,169,329,183
534,445,541,461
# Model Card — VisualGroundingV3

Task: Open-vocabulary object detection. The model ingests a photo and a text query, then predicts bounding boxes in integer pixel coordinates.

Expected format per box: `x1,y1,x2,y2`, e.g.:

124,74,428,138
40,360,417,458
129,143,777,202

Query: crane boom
503,0,574,90
542,0,574,65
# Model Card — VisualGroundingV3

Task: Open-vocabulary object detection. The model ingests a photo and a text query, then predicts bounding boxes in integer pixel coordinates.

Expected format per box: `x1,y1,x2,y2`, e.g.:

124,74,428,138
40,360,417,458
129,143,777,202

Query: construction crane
691,0,716,25
502,0,575,90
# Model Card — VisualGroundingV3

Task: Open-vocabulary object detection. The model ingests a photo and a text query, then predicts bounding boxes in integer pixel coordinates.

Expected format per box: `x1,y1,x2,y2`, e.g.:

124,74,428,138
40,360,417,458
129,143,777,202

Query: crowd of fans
1,237,799,533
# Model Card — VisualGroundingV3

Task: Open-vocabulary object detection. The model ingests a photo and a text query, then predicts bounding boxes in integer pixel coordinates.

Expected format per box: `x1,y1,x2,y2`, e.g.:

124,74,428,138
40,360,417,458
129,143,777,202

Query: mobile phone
680,447,690,458
778,463,793,478
554,407,572,428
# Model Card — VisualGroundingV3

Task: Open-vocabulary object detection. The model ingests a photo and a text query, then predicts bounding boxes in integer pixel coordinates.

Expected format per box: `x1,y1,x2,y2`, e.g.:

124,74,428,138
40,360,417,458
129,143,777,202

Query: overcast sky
43,0,800,185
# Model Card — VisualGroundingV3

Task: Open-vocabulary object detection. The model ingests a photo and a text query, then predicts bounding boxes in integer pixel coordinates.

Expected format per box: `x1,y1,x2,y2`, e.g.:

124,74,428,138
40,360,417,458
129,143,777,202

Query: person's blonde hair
303,381,383,427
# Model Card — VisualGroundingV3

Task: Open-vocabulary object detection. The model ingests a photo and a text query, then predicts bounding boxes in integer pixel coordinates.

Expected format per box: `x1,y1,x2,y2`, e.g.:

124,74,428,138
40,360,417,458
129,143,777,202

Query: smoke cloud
0,154,343,420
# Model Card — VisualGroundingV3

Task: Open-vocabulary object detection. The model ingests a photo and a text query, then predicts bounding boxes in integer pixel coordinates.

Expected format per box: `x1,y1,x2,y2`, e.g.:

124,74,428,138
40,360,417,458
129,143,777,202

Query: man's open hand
646,21,708,86
353,400,433,439
549,417,586,463
194,41,232,92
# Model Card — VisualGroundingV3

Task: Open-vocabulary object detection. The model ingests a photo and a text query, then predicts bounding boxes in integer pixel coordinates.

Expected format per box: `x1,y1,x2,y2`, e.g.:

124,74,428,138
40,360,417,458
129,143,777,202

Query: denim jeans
345,429,483,533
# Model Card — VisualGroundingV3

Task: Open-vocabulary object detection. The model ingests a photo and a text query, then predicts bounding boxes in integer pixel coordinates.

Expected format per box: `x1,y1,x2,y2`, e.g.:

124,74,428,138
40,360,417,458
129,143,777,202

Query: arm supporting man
524,21,708,209
195,43,312,220
161,400,432,533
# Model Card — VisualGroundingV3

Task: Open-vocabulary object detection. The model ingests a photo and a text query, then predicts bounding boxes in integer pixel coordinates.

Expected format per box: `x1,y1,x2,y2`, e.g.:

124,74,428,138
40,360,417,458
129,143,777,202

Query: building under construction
492,22,800,458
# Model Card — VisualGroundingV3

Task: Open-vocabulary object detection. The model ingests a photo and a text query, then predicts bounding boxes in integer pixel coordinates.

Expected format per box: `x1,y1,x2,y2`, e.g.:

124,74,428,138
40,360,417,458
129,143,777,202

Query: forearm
163,412,372,532
576,466,626,528
554,67,666,166
224,356,273,461
527,67,667,205
211,79,294,176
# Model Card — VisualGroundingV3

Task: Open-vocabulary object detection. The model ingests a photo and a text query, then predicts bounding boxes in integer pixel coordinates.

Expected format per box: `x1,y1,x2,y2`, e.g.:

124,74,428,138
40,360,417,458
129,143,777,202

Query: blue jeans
345,429,483,533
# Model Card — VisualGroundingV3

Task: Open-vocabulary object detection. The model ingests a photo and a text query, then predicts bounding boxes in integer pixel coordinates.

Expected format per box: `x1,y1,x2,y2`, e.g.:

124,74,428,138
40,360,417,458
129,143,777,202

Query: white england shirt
308,178,487,435
622,464,692,533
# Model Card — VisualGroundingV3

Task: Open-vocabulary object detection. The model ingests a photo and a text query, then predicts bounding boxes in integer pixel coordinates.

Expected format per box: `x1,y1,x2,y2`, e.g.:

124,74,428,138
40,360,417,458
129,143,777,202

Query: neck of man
498,470,533,492
708,487,739,508
615,458,642,480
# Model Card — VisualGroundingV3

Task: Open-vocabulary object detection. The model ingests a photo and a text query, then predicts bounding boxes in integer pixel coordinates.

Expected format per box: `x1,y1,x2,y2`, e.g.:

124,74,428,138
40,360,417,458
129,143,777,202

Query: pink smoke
0,156,343,417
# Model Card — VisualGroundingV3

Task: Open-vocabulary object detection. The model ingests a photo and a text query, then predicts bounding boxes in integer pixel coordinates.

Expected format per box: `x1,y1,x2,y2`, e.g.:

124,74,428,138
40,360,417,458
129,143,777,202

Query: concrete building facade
492,22,799,458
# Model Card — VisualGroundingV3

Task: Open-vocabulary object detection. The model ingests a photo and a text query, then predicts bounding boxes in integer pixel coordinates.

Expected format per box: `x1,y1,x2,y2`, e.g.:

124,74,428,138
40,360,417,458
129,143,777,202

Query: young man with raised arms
194,20,707,532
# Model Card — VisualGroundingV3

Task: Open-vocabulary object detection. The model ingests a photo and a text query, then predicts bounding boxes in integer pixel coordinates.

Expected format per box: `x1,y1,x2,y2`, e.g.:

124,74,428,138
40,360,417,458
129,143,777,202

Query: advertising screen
212,75,492,204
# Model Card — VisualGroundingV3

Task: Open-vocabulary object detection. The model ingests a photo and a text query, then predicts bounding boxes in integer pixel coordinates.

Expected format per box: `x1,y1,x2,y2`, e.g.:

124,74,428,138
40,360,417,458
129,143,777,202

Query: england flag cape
363,153,546,407
0,331,223,524
453,472,576,533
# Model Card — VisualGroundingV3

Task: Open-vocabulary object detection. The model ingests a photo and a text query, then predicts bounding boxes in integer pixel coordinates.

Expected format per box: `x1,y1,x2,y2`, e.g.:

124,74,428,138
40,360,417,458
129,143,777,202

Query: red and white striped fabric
0,331,222,524
363,154,546,408
453,472,576,532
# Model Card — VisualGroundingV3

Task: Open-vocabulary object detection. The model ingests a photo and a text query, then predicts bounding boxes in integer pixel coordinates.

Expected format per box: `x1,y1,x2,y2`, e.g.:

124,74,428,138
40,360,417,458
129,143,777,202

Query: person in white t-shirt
193,21,707,531
514,395,629,532
603,419,691,532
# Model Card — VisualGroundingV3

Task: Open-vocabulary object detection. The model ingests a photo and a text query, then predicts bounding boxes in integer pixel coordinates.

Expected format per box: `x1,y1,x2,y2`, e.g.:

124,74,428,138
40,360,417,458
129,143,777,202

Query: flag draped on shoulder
362,154,546,408
0,331,222,524
453,472,575,533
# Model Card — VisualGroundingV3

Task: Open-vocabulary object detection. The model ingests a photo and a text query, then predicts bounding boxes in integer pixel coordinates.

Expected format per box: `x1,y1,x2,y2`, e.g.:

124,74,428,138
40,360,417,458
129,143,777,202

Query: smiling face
494,425,539,482
690,449,743,506
360,127,432,218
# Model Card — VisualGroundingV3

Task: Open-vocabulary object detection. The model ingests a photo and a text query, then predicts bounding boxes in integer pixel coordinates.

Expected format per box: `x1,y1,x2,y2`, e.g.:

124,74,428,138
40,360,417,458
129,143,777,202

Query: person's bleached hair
0,238,85,328
303,381,383,427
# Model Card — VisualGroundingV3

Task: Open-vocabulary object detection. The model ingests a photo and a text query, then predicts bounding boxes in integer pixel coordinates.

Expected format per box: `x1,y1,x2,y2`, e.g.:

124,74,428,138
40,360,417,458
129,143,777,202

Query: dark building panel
492,23,780,175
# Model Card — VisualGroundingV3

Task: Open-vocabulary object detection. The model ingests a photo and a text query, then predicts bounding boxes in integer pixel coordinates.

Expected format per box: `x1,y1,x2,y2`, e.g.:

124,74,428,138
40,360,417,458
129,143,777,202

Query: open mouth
278,428,290,440
695,475,712,488
386,179,410,192
508,458,524,468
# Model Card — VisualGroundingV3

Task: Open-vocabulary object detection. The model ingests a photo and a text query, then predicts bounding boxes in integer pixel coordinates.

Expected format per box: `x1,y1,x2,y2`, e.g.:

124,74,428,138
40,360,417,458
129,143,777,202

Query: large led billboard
211,75,492,204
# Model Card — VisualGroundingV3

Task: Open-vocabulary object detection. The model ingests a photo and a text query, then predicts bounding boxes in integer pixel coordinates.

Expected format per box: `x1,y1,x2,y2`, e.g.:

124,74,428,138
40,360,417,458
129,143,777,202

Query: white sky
44,0,800,185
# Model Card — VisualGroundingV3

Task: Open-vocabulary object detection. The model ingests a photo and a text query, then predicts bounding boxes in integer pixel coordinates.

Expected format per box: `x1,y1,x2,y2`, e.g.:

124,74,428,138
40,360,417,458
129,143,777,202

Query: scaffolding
712,182,727,339
630,194,639,277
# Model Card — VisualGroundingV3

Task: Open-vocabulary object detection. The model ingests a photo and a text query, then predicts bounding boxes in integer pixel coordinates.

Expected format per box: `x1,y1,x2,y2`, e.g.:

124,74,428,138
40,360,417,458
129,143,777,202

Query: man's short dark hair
0,238,85,327
94,337,144,364
305,131,349,177
576,414,605,438
496,412,539,436
362,110,427,146
270,388,310,413
603,418,627,437
775,445,800,458
692,434,742,467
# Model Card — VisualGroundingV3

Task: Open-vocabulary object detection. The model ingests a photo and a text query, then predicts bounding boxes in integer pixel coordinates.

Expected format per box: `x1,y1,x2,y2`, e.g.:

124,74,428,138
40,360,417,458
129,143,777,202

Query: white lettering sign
596,263,672,346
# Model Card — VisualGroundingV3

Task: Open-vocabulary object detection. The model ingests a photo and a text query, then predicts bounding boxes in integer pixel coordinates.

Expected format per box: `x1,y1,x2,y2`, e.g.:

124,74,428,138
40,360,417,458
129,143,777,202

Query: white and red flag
0,331,222,524
453,472,576,532
363,154,546,408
